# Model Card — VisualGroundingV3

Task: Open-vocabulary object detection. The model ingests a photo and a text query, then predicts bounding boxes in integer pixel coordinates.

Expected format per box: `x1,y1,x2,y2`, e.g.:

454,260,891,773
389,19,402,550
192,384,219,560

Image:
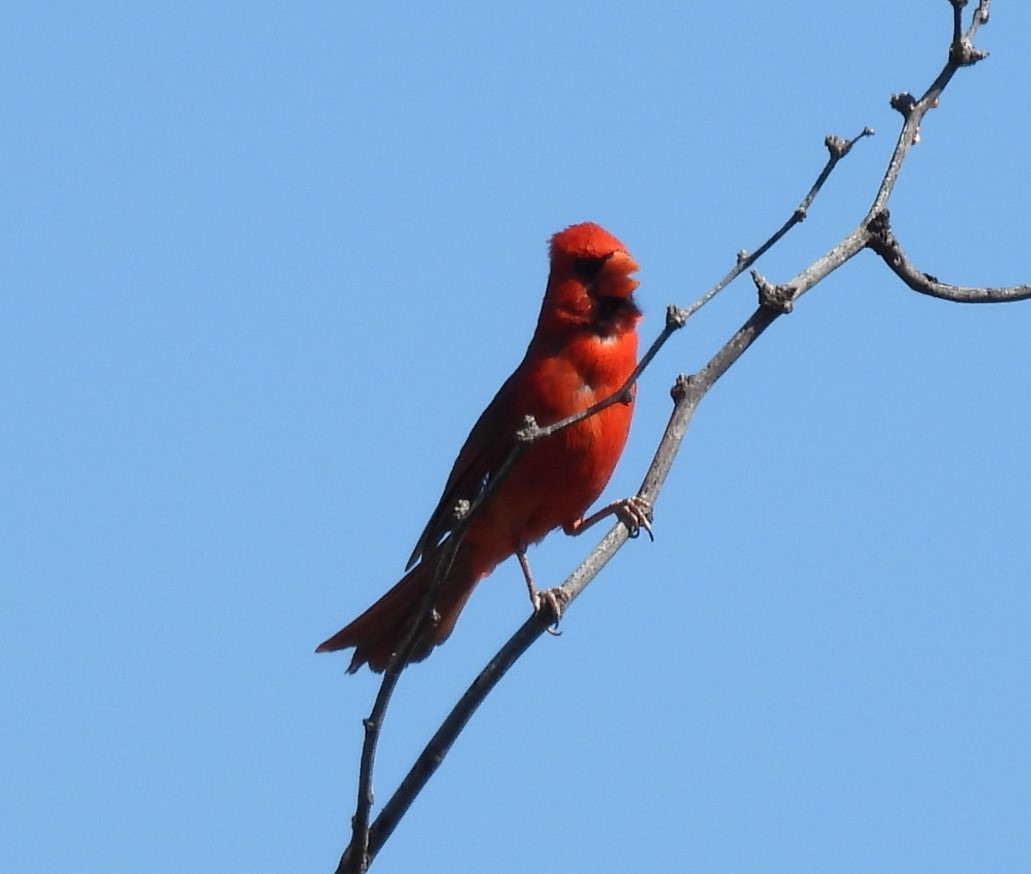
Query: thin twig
710,127,875,313
535,125,874,443
341,522,466,873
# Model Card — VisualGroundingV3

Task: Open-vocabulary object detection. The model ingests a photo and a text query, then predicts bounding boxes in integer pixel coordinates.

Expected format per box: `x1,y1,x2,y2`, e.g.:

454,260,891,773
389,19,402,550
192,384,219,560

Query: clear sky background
3,3,1029,872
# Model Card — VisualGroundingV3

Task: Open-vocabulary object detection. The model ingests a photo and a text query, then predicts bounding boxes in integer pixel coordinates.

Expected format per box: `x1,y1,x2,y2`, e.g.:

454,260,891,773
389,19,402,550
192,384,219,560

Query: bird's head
540,222,641,337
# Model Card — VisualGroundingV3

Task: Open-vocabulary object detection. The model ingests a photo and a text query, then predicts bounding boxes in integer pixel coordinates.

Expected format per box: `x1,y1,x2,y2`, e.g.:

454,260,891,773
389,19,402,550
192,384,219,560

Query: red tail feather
316,546,481,673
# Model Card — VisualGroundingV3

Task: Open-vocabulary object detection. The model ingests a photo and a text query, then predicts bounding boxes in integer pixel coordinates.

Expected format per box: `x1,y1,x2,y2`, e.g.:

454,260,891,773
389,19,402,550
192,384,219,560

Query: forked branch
334,2,1024,871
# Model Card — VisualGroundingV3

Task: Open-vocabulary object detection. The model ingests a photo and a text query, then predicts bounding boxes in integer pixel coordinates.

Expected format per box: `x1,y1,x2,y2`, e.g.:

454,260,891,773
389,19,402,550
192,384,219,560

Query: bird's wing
405,366,528,569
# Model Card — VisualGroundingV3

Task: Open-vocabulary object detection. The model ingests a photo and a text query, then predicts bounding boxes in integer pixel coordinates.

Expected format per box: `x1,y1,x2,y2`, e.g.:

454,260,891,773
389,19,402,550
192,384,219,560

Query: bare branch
756,0,1012,315
691,127,874,321
869,1,989,218
331,3,1026,871
866,210,1031,303
332,102,870,874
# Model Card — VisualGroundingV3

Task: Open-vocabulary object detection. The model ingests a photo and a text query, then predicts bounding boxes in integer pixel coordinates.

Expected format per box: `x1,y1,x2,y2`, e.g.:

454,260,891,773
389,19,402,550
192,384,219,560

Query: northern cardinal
317,222,647,672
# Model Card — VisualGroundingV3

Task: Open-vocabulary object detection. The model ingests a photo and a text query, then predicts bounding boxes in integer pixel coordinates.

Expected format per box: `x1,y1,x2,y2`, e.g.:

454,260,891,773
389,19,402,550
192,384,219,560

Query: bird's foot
532,587,569,635
564,495,655,541
614,495,654,541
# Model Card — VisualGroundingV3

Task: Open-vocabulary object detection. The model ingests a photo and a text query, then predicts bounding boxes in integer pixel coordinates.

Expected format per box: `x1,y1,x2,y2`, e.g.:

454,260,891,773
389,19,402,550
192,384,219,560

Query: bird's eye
573,256,607,283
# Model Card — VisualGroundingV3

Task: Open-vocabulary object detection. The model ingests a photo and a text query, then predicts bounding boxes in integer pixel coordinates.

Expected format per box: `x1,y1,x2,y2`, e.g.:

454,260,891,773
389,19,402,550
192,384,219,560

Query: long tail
315,544,485,673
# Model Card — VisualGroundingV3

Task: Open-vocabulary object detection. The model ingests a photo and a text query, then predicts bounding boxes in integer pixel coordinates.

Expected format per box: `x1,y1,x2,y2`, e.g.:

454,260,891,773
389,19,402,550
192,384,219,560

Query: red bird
317,222,647,672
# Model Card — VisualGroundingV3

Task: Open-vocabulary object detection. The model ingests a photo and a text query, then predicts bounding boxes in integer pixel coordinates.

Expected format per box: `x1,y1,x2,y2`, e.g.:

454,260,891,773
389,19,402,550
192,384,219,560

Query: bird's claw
616,496,654,541
532,587,569,635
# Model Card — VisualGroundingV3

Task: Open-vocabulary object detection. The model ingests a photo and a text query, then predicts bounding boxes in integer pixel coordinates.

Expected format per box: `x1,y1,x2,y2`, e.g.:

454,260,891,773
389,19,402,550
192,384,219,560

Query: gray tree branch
334,2,1023,871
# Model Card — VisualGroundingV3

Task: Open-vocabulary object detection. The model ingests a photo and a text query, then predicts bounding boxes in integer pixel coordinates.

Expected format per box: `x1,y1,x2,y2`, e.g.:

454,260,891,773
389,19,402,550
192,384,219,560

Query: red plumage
317,223,642,672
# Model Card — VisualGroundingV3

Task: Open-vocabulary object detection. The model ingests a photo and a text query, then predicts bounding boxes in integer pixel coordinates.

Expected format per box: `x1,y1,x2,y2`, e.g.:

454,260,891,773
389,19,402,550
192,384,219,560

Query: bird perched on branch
317,222,649,672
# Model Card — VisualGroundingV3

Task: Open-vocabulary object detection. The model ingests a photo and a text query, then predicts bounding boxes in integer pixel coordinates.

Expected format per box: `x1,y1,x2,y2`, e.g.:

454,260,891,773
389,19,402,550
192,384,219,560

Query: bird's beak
600,250,640,296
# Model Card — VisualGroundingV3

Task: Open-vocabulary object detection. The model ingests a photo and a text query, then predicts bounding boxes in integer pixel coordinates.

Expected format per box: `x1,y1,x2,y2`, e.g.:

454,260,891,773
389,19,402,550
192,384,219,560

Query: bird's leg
517,549,565,634
564,495,654,541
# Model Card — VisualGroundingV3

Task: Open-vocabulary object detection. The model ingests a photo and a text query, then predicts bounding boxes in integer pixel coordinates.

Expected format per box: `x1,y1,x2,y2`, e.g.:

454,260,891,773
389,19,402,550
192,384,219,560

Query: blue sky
3,2,1030,872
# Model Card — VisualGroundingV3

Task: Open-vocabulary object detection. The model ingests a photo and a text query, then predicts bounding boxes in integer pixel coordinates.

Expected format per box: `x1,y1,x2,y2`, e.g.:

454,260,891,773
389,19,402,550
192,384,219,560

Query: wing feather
405,367,527,569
